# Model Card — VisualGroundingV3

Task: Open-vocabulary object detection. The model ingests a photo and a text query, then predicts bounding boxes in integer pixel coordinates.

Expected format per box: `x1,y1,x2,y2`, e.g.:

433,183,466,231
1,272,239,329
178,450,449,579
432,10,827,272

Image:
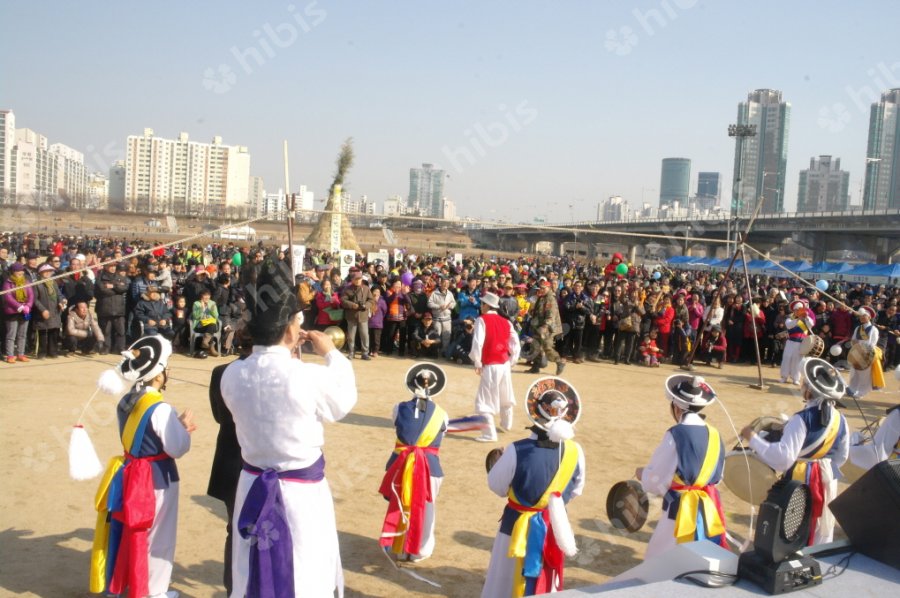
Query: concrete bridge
468,208,900,263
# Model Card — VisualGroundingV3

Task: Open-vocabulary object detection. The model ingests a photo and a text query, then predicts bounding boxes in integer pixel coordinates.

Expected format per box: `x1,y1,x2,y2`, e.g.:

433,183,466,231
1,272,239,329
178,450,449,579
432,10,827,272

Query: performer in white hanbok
849,405,900,470
90,335,195,598
470,292,521,442
780,299,815,385
221,262,357,598
637,375,727,560
847,306,881,399
742,358,849,545
482,378,584,597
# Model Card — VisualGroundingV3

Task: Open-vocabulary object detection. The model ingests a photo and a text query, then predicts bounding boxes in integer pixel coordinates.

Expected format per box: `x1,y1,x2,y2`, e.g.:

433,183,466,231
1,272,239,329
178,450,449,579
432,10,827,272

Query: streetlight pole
728,123,757,255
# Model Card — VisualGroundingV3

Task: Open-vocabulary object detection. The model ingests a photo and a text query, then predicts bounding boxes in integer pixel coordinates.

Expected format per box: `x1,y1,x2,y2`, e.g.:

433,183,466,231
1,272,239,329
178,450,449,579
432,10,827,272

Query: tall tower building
408,163,445,217
797,156,849,212
108,160,126,211
696,172,721,211
733,89,790,215
863,88,900,210
659,158,691,208
0,109,14,202
124,129,250,216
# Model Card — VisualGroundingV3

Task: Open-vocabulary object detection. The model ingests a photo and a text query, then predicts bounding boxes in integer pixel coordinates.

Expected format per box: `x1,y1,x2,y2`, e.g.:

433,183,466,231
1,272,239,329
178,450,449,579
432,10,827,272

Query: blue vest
499,438,580,534
795,404,847,462
385,398,445,477
116,389,179,489
663,424,724,519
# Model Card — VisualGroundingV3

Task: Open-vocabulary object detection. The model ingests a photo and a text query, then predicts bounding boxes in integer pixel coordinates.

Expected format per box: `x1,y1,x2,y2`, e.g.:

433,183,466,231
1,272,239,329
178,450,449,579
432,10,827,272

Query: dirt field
1,352,896,597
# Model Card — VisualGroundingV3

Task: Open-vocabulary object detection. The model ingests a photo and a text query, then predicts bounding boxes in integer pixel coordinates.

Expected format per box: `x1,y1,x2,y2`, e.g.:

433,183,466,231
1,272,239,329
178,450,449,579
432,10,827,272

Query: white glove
17,305,25,313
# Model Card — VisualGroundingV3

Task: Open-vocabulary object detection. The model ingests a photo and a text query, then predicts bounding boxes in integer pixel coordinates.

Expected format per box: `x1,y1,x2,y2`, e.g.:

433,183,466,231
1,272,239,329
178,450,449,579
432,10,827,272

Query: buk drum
847,343,876,370
800,334,825,358
722,416,784,505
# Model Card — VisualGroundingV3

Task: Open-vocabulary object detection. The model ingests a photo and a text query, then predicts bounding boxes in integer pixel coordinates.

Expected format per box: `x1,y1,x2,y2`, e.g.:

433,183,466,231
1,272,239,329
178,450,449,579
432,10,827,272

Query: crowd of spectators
2,233,899,376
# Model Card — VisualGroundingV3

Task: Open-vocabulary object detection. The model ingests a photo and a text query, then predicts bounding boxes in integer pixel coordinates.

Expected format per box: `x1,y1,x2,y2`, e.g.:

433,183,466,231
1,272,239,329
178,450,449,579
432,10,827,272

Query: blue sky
2,0,898,222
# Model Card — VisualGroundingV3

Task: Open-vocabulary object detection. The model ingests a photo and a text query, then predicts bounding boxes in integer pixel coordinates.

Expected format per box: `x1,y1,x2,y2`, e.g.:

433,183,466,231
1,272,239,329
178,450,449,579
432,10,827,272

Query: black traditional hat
113,335,172,388
404,362,447,398
801,357,846,401
525,377,581,431
245,259,301,340
665,375,717,412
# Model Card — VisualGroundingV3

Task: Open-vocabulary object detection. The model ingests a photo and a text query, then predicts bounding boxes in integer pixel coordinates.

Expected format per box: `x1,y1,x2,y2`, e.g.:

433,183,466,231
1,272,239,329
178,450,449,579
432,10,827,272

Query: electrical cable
673,569,739,588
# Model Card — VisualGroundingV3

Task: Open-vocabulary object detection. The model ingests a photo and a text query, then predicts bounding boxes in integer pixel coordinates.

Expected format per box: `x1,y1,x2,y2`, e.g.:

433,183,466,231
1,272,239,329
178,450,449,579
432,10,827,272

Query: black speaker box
830,459,900,570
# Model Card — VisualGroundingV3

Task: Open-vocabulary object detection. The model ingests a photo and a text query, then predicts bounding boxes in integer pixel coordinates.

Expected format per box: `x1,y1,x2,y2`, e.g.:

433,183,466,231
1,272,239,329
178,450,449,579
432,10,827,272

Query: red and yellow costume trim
790,408,841,545
379,403,447,556
507,439,578,597
671,426,727,546
90,390,168,598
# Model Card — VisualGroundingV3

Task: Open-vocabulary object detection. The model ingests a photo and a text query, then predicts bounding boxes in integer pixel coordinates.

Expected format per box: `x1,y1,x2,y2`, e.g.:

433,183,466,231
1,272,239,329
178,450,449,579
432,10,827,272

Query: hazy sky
2,1,898,223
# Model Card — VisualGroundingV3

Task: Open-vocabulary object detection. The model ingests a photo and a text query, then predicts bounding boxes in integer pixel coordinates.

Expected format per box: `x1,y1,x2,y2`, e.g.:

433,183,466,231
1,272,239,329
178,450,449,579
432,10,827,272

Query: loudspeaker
830,459,900,570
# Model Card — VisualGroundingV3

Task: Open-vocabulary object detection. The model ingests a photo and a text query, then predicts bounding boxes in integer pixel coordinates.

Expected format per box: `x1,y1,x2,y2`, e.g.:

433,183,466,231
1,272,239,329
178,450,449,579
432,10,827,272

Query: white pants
391,477,442,559
780,340,802,383
146,483,179,597
848,365,873,399
482,530,562,597
475,363,516,440
231,473,343,598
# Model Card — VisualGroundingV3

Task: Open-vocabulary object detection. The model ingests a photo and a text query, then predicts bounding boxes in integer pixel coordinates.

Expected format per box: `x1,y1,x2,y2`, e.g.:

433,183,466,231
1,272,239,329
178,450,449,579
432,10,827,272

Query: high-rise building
733,89,790,215
249,176,265,217
87,172,109,209
863,88,900,210
108,161,126,211
124,129,251,216
262,188,285,219
49,142,87,208
696,172,721,211
384,195,405,217
12,128,58,204
442,198,457,220
797,156,849,212
600,196,630,221
0,110,14,203
659,158,691,208
408,163,445,217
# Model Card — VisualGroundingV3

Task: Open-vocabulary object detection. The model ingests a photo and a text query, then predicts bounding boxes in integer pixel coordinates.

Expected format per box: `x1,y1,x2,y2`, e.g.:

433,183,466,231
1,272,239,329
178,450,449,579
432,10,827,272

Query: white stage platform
556,552,900,596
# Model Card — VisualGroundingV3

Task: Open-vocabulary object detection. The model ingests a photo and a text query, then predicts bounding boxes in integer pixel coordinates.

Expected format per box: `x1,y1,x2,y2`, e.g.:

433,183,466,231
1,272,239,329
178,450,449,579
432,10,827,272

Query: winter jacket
94,270,130,317
32,280,63,331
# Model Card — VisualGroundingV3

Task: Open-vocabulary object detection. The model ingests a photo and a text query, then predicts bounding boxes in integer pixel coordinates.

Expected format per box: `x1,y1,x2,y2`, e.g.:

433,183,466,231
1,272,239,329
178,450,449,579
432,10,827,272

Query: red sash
379,445,438,555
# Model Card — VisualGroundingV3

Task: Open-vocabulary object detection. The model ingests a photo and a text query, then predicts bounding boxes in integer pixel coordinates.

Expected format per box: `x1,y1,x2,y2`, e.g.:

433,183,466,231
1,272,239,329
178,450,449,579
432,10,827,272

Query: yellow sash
872,347,885,389
672,426,726,544
391,403,447,552
508,440,578,597
802,409,841,460
88,390,163,592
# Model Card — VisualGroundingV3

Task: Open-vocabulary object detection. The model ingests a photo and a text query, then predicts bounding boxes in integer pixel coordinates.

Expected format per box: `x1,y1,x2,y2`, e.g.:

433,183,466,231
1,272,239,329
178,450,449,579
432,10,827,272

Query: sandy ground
1,350,897,598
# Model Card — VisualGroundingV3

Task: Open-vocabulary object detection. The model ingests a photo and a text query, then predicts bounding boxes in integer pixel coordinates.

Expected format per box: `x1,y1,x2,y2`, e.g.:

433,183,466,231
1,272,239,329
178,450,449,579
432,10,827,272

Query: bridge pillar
707,244,720,259
553,241,565,256
628,245,637,265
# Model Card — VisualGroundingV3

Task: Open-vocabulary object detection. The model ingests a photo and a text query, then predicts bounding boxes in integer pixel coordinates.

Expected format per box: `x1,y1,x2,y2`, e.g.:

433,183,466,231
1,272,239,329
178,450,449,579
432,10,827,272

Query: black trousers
614,330,636,364
37,328,60,358
382,320,408,356
98,315,126,354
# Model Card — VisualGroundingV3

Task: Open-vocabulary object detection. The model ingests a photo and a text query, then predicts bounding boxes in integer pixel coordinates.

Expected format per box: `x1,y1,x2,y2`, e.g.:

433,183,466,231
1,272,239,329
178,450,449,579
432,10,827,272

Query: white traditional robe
848,324,879,399
780,315,814,384
221,345,357,598
469,313,521,441
849,407,900,469
749,406,849,545
481,437,585,598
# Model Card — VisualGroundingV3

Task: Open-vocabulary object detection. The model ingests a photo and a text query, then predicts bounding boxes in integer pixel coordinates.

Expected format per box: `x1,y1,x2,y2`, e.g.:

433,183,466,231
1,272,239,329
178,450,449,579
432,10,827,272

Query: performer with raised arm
742,358,849,545
637,375,727,559
470,292,521,442
221,261,357,597
379,363,449,563
846,306,882,399
90,335,194,598
482,378,584,597
780,299,815,385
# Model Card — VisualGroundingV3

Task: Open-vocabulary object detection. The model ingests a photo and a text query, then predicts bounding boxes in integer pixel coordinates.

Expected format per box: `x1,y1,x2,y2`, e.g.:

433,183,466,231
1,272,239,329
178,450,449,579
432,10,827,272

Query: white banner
330,184,343,254
339,249,356,279
453,252,463,265
292,244,306,277
367,250,390,266
393,248,404,266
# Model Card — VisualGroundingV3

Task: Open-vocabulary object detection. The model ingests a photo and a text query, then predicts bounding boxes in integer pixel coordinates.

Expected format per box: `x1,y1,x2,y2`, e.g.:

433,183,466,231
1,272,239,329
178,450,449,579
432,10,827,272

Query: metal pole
740,240,766,390
287,193,296,280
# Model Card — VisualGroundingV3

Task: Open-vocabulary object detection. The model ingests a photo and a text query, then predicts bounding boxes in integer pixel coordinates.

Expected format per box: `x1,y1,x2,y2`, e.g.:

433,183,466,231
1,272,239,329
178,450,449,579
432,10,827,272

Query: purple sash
237,455,326,598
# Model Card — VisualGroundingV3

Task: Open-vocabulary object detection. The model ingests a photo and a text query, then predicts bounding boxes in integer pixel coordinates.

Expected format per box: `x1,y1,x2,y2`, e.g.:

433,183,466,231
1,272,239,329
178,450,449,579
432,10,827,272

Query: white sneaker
475,436,497,443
